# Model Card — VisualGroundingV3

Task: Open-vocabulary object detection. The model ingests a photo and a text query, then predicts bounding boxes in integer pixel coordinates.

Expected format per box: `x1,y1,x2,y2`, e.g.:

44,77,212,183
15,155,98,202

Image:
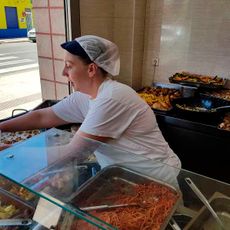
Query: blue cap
61,40,91,61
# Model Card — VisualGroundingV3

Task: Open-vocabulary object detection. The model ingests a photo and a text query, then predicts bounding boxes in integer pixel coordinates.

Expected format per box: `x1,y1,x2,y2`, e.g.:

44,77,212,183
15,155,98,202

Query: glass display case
0,128,229,229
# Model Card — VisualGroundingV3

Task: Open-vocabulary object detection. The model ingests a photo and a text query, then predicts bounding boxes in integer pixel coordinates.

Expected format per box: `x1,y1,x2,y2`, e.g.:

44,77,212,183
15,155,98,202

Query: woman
0,35,181,181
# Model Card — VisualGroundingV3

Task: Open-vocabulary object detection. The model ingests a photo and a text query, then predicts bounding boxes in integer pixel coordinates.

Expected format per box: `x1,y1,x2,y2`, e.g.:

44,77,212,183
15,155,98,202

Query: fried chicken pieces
138,87,182,111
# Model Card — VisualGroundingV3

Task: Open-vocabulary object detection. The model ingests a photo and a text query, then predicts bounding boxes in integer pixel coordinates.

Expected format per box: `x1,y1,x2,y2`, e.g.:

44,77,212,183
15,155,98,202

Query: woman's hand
0,144,11,151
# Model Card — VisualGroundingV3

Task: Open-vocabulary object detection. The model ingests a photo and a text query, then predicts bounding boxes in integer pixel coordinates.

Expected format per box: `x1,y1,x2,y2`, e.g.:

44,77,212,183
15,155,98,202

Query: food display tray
0,188,34,228
169,73,226,89
137,82,196,114
185,192,230,229
199,89,230,102
171,94,230,115
0,175,37,207
71,165,181,230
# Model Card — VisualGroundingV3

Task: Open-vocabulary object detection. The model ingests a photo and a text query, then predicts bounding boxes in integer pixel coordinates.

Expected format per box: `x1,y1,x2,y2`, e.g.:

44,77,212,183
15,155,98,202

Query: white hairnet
75,35,120,76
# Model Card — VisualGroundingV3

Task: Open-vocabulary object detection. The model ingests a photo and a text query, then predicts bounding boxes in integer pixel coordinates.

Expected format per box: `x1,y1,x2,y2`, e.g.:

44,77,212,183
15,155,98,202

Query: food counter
155,109,230,184
137,82,230,184
0,128,230,229
2,81,229,185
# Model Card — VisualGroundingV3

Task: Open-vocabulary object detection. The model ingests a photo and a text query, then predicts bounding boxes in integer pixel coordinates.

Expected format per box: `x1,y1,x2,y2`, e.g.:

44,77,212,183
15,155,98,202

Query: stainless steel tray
0,188,34,229
0,188,34,217
0,175,37,207
153,82,197,98
185,192,230,229
71,165,181,230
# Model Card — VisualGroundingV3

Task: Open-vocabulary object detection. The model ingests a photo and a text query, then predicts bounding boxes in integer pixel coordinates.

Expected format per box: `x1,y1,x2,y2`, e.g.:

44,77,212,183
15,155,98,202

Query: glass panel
0,128,115,229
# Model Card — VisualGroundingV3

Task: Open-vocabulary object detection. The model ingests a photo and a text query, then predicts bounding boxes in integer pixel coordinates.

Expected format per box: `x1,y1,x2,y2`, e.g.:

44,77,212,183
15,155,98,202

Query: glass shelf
0,128,229,229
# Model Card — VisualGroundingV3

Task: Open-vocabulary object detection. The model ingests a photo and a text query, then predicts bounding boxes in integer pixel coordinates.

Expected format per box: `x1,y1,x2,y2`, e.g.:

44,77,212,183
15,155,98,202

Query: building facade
0,0,33,38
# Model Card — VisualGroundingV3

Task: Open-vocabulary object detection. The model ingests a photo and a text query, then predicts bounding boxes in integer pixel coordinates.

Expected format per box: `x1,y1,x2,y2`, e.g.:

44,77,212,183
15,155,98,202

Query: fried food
203,89,230,101
170,72,225,86
0,204,18,219
138,87,182,111
219,113,230,131
1,129,40,145
9,186,35,201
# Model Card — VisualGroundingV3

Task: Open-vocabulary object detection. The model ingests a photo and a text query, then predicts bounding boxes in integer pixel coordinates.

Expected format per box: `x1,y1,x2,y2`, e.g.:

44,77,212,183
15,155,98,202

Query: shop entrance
5,6,18,29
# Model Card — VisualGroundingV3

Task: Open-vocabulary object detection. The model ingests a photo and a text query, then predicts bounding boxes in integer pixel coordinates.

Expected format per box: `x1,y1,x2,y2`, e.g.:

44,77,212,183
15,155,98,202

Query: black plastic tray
199,90,230,102
172,94,230,114
169,74,226,89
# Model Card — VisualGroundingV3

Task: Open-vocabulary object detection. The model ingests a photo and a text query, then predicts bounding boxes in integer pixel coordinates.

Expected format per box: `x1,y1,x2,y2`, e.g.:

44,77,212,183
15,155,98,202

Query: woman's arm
46,130,110,165
0,107,68,132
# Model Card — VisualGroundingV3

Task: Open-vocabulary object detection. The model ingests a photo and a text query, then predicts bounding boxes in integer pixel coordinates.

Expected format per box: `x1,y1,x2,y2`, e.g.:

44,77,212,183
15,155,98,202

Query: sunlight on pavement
0,69,42,119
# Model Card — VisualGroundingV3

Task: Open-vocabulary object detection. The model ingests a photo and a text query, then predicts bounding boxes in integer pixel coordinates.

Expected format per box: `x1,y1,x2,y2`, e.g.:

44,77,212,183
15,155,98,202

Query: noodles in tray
72,182,179,230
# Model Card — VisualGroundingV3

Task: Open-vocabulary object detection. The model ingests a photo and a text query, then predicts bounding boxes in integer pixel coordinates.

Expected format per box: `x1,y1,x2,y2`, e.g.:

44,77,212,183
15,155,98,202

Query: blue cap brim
61,40,91,60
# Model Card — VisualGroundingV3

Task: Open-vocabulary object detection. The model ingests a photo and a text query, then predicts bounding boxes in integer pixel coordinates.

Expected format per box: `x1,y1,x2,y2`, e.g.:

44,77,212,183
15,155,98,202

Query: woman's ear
88,63,98,78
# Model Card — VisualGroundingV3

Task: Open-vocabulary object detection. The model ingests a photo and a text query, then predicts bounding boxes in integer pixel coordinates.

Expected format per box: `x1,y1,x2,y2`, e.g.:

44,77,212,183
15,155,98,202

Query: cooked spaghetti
72,182,179,230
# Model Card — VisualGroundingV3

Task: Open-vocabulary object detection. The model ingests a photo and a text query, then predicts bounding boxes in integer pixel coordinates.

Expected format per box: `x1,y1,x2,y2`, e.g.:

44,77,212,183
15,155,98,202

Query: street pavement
0,38,42,120
0,69,42,119
0,37,29,44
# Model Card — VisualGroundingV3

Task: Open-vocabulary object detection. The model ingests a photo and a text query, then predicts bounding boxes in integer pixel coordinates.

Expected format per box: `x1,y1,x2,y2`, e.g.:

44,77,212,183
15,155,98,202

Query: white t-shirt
52,79,181,170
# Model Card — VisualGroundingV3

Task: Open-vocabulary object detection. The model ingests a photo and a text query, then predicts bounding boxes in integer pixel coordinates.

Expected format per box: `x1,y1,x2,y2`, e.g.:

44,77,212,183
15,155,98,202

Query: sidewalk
0,68,42,120
0,40,42,119
0,37,29,44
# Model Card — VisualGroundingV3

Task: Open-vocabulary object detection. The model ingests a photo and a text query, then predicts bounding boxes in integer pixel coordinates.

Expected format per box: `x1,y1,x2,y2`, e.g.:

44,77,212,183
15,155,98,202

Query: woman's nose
62,68,68,77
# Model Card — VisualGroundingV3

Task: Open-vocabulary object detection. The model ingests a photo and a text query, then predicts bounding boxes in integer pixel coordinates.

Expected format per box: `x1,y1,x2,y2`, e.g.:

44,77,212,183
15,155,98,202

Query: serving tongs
80,203,139,211
0,218,32,226
185,177,226,230
169,217,182,230
206,105,230,113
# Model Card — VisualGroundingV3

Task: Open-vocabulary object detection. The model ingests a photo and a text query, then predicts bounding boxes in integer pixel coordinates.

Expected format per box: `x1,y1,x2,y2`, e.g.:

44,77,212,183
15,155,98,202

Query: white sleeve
52,92,89,123
79,98,139,138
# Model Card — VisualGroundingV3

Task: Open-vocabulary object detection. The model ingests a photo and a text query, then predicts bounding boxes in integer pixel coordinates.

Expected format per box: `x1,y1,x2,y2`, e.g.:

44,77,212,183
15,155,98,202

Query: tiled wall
142,0,230,86
79,0,146,90
33,0,67,100
80,0,230,89
33,0,230,99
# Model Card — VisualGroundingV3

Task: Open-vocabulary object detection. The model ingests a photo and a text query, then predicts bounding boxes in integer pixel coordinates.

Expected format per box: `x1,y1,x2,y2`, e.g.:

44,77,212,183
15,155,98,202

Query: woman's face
62,51,90,92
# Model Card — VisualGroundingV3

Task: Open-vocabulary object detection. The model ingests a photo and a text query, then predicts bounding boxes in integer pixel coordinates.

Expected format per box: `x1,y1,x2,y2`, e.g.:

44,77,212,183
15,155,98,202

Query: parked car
27,28,36,42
